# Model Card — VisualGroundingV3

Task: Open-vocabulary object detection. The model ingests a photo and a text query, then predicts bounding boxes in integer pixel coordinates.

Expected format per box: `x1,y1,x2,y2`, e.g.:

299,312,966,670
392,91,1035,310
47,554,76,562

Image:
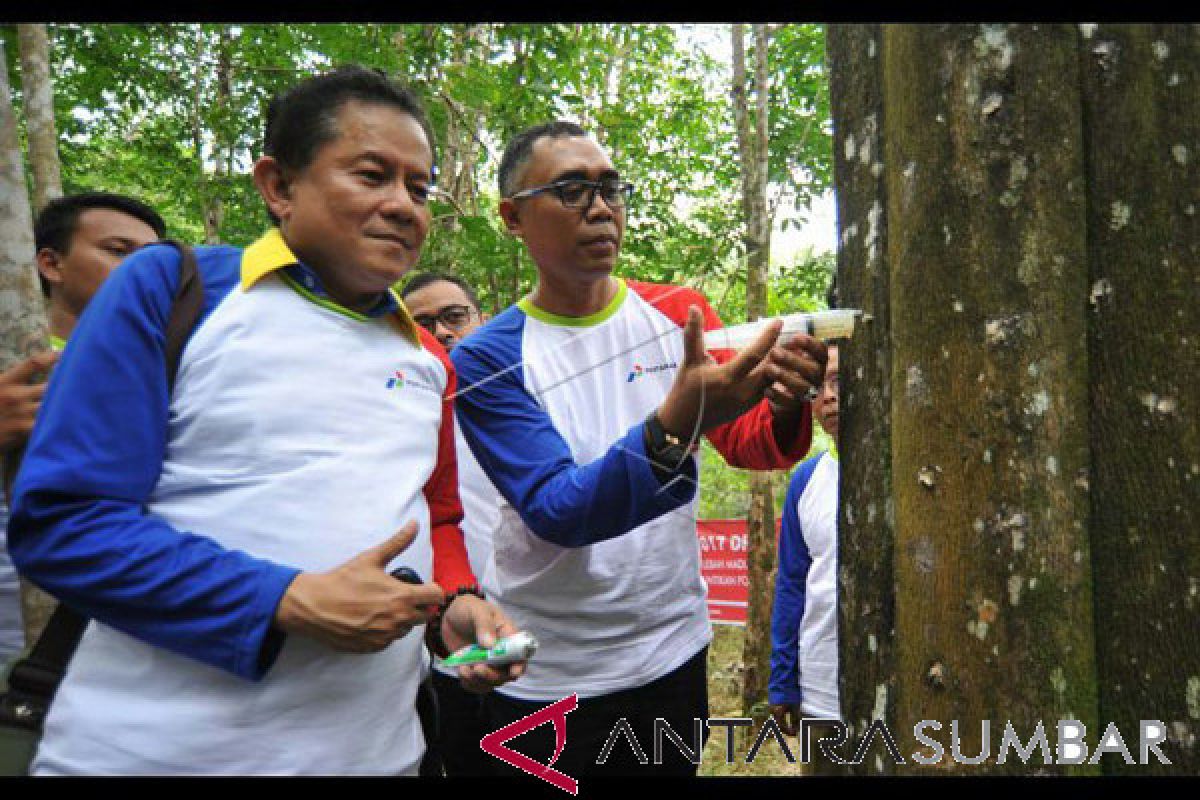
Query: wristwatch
644,411,693,479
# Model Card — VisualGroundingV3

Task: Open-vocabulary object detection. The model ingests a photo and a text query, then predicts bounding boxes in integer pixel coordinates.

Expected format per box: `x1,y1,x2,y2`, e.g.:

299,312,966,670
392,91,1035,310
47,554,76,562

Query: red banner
697,519,781,626
698,520,748,625
696,522,768,628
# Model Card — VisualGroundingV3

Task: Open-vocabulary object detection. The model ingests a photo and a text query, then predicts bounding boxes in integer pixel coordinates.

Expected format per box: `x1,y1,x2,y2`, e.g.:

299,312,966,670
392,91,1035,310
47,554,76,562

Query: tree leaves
22,23,832,315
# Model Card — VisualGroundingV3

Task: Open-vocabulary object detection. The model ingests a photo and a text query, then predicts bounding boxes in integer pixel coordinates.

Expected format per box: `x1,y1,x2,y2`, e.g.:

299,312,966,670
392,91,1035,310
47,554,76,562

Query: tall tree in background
732,22,776,726
15,23,62,211
0,36,55,644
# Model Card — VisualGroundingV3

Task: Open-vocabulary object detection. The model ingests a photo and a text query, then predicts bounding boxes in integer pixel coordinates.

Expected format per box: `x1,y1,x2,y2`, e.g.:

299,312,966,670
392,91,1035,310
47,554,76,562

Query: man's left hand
441,593,527,693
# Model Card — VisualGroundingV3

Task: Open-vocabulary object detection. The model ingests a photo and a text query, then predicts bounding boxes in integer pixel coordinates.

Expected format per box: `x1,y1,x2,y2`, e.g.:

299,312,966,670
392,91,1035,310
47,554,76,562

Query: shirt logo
626,361,677,383
385,368,439,395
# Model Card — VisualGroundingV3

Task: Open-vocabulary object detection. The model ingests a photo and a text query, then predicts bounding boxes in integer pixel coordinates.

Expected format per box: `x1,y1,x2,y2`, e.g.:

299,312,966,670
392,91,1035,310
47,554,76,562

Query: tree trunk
822,22,897,775
823,20,1200,774
16,24,63,213
733,23,777,728
1080,24,1199,774
436,23,485,238
0,38,56,645
199,28,232,246
190,30,220,246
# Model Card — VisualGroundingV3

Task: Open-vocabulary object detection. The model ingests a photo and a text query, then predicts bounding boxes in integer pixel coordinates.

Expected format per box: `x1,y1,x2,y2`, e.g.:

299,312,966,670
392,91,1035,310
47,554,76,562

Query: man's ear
253,155,293,224
36,247,63,290
498,198,522,236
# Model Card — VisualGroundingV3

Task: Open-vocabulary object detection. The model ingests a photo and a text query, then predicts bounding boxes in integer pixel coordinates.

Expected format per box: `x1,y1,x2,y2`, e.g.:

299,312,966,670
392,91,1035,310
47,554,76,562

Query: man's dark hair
400,272,481,312
34,192,166,254
497,121,588,199
34,192,167,296
264,64,435,185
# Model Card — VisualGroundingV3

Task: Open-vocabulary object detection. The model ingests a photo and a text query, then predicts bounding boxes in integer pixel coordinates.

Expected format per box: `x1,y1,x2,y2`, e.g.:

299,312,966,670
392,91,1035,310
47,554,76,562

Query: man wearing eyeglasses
450,121,827,776
402,273,486,353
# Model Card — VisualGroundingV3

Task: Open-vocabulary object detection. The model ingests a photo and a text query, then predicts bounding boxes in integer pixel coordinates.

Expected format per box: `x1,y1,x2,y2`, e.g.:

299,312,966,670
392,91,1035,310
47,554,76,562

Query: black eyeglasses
412,304,475,334
508,179,634,210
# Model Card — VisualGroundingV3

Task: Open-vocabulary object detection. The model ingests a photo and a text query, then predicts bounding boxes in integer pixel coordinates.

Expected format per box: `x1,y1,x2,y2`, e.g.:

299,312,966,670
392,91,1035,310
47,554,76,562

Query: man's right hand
0,350,59,453
655,306,783,443
769,702,801,737
274,521,444,653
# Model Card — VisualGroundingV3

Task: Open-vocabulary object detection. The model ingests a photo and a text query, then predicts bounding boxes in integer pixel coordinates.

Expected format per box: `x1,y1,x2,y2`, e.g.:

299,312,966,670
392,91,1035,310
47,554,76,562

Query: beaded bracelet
426,585,486,659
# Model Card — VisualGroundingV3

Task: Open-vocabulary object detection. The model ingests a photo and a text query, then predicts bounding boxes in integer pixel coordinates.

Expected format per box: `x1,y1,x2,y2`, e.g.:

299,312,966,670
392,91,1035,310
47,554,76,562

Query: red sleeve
417,328,476,594
626,279,811,470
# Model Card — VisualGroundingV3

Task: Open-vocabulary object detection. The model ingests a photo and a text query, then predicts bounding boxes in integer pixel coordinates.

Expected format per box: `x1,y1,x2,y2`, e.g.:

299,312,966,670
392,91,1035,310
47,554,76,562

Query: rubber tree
0,37,55,645
15,24,63,212
827,23,1197,775
732,22,777,727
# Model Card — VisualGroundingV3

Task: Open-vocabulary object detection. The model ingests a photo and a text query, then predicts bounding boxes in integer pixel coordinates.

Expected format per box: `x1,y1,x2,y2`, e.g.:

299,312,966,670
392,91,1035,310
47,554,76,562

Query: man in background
1,192,165,666
402,271,499,776
769,342,841,754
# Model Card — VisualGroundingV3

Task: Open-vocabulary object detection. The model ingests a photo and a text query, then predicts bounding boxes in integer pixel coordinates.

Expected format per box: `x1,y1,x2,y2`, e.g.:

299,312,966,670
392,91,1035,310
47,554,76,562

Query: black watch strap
644,412,691,480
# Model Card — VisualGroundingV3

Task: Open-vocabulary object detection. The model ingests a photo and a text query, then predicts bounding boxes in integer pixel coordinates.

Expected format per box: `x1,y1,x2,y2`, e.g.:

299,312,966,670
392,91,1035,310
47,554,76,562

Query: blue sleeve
769,456,819,706
8,243,300,681
450,312,696,548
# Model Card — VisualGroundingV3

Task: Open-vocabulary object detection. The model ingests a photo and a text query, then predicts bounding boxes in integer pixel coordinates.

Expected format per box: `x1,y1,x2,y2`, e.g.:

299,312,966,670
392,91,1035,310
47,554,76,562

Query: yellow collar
240,227,299,290
240,228,421,345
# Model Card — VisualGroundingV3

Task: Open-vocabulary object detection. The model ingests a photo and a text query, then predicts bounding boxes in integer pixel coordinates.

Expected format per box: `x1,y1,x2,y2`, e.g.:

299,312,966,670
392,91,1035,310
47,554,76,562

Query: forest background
2,22,835,775
2,22,837,511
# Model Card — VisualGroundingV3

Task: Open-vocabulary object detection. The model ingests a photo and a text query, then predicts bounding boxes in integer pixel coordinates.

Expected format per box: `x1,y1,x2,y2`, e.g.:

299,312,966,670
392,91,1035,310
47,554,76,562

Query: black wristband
427,585,486,659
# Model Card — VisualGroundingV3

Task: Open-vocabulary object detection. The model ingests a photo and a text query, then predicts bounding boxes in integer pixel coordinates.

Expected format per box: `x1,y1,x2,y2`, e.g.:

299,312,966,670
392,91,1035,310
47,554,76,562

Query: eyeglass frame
507,178,635,210
411,303,477,334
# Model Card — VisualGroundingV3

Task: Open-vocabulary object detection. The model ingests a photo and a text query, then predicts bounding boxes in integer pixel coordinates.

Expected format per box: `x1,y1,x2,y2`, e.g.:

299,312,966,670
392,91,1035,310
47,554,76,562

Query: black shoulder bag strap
3,240,204,725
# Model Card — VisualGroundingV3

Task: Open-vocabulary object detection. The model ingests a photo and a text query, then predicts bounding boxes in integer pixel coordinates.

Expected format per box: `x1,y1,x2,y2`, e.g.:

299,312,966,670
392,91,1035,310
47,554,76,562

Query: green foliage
10,21,835,520
13,24,830,312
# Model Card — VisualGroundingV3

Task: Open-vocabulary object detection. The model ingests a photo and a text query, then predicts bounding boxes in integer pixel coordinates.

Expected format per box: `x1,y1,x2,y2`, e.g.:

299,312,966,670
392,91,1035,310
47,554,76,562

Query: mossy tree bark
1079,24,1200,773
822,22,897,775
830,24,1108,774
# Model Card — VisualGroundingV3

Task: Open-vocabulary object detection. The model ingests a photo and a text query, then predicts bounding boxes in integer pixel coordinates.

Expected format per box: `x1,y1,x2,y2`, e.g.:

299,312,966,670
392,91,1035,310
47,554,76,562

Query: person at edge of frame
401,271,499,776
0,192,165,668
7,65,525,775
769,331,841,774
450,120,828,777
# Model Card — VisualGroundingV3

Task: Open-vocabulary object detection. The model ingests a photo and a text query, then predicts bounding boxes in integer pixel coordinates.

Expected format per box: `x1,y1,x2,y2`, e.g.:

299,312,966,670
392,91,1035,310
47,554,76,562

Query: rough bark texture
16,24,63,213
733,24,777,728
204,29,233,246
0,39,56,644
437,24,485,238
825,22,898,775
832,24,1109,774
1079,24,1200,773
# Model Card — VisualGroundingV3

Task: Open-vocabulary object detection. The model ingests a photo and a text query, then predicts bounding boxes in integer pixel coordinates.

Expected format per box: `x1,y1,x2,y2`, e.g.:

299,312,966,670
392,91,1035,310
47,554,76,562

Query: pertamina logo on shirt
384,369,439,395
626,361,678,383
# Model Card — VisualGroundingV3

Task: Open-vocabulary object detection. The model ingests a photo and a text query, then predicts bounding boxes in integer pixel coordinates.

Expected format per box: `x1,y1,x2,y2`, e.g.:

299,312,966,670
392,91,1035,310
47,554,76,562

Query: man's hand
764,333,828,443
655,307,784,441
770,702,802,737
274,521,444,653
0,350,59,453
440,593,527,693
